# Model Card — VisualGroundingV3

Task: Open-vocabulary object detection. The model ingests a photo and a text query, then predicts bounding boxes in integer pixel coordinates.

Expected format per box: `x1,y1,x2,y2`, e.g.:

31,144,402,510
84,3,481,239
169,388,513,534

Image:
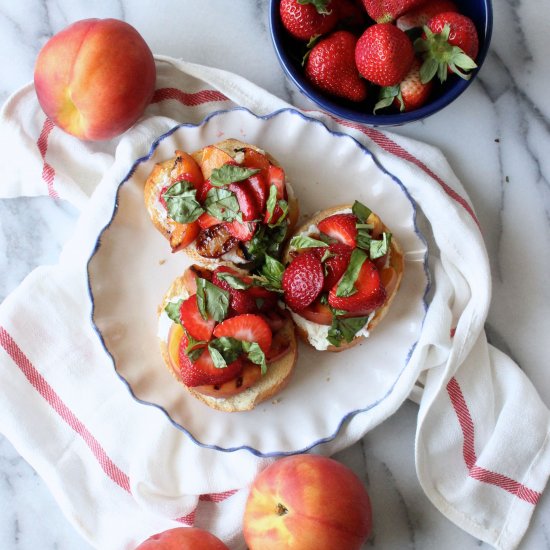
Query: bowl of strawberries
269,0,493,125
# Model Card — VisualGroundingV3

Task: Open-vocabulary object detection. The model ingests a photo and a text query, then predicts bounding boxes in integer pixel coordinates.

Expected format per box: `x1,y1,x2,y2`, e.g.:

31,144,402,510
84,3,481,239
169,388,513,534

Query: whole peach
243,454,372,550
34,18,156,141
134,527,229,549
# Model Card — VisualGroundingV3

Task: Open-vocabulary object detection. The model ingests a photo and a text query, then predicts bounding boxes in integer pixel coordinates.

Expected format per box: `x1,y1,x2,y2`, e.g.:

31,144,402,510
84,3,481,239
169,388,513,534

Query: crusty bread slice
282,204,404,352
158,269,298,412
143,139,299,260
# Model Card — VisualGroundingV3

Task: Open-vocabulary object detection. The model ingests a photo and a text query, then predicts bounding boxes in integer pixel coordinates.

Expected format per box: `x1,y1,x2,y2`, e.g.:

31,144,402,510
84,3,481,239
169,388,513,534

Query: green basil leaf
289,235,329,251
208,336,243,368
356,228,372,251
163,180,204,223
370,232,392,260
327,315,370,347
270,199,289,227
204,188,241,222
208,345,228,369
210,165,260,187
215,272,252,290
242,341,267,375
265,185,278,223
335,248,368,297
164,299,183,324
195,278,230,322
187,346,206,363
352,200,372,223
244,223,288,268
260,254,285,290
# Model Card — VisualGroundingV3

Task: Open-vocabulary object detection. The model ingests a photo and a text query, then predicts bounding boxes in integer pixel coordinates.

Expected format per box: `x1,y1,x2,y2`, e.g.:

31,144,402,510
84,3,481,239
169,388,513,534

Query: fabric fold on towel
0,55,548,550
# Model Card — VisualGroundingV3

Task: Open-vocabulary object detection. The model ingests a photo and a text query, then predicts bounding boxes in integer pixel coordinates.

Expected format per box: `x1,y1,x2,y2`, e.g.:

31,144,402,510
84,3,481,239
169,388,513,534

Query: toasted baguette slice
144,139,299,263
282,204,404,352
158,268,298,412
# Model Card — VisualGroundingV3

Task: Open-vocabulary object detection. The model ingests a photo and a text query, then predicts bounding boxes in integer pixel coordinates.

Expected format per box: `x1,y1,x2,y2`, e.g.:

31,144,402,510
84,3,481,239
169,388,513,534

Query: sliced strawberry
282,251,325,312
229,181,258,221
224,219,257,241
197,178,214,203
247,285,279,312
212,267,257,315
179,333,244,387
299,301,333,326
322,243,353,291
317,213,358,247
246,173,269,213
267,165,287,200
198,212,221,230
179,294,216,342
264,202,287,226
328,258,387,315
243,148,271,182
182,265,212,295
158,184,170,209
213,314,273,355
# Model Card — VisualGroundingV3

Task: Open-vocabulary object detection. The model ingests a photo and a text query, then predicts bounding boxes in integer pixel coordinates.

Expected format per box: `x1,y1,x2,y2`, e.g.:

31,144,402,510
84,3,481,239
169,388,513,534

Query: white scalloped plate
87,108,429,457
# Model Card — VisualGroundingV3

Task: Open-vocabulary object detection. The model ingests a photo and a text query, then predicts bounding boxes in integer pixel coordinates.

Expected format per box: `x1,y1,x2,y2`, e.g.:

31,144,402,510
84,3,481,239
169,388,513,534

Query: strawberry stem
415,24,477,84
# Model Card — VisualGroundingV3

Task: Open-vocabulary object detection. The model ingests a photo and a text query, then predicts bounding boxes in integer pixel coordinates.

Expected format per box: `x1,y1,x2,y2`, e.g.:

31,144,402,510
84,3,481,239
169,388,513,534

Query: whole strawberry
396,0,458,31
280,0,339,41
355,23,414,87
415,11,479,83
305,30,368,102
374,58,433,112
360,0,425,23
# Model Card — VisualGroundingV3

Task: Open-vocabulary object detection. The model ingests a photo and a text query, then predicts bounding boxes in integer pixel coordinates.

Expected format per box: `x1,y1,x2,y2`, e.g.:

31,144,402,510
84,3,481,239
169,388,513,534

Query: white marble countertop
1,1,549,548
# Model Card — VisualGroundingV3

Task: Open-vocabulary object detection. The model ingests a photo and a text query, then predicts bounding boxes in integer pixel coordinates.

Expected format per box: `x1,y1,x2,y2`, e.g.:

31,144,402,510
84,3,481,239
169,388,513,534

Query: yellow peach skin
34,18,156,141
243,454,372,550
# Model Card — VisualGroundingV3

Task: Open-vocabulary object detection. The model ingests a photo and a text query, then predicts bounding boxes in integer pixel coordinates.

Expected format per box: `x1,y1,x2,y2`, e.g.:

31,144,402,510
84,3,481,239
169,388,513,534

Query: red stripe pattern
0,326,130,492
0,325,239,520
151,87,228,106
36,118,59,199
447,377,541,505
321,113,482,230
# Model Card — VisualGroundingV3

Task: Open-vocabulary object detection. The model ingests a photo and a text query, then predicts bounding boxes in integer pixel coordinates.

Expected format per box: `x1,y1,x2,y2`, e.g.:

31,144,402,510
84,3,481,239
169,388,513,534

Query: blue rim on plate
269,0,494,126
86,107,431,457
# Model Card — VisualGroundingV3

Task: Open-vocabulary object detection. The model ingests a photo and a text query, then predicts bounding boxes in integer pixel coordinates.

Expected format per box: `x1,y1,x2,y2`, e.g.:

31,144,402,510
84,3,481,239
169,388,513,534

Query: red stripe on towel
37,118,59,199
151,88,228,106
317,113,481,230
0,326,131,492
447,377,541,505
0,325,240,517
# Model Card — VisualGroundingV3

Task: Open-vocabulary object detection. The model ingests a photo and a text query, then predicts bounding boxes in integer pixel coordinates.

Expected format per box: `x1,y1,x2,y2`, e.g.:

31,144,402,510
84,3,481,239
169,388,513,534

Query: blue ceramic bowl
269,0,493,126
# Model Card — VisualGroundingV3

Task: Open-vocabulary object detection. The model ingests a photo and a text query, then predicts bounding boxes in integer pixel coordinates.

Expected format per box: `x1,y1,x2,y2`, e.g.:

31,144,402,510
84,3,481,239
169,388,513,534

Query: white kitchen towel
0,55,549,550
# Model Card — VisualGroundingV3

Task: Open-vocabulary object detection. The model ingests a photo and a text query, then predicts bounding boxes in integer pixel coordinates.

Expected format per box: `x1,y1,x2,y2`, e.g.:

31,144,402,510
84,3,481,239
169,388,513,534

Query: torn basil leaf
289,235,329,251
163,180,204,223
335,248,368,297
204,187,242,222
215,272,251,290
195,278,230,322
208,336,242,368
327,315,370,347
370,232,392,259
244,223,288,268
210,165,259,187
352,200,372,223
242,341,267,375
259,254,285,291
164,299,183,324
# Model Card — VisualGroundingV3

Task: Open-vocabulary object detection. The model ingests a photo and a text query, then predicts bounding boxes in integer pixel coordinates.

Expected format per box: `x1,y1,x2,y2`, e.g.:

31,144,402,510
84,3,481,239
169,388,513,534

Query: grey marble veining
1,1,549,549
